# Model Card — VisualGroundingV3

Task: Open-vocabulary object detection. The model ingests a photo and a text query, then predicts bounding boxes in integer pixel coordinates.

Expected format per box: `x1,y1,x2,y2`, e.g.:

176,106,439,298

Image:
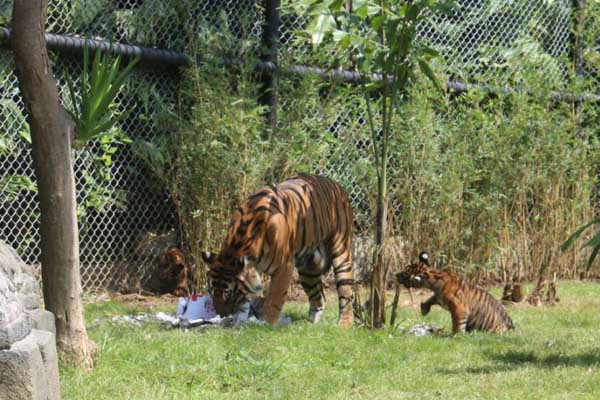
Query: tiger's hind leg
330,239,354,329
448,296,469,334
297,249,328,323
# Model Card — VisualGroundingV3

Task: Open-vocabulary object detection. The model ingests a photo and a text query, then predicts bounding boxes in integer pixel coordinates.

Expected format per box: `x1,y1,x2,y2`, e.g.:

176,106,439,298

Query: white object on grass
408,323,440,336
176,295,217,320
309,308,324,324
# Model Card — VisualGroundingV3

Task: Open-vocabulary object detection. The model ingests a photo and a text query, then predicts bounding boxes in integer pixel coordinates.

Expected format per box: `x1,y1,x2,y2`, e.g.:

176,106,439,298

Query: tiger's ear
201,251,215,265
419,251,430,266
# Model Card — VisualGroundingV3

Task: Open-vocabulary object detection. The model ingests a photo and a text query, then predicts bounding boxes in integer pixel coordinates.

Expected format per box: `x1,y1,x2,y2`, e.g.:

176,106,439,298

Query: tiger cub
396,252,514,334
202,174,354,328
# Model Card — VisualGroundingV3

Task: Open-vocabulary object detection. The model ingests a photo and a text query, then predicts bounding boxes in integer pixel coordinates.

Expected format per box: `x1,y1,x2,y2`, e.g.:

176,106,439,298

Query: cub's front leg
263,261,294,326
420,295,438,316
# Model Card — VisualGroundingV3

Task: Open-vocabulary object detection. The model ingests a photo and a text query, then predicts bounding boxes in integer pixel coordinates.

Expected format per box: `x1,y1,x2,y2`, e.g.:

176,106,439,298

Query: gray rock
0,315,31,351
0,241,60,400
0,330,60,400
28,310,56,338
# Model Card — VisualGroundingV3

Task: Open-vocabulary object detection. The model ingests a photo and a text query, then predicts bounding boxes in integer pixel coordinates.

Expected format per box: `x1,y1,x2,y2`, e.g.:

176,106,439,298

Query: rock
0,315,31,351
28,309,56,338
0,241,60,400
0,330,60,400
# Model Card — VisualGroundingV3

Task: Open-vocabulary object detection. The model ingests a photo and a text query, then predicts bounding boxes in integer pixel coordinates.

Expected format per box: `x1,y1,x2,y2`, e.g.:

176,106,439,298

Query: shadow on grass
437,350,600,375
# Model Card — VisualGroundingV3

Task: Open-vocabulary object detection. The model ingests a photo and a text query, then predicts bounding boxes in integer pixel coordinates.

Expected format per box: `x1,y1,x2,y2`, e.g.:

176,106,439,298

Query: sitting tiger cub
396,252,514,334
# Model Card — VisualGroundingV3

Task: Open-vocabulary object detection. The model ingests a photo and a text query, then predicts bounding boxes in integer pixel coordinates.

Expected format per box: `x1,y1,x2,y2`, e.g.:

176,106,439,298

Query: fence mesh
0,0,595,288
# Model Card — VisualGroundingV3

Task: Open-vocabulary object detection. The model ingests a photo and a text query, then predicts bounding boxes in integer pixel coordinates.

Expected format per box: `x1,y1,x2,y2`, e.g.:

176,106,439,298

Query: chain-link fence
0,0,595,288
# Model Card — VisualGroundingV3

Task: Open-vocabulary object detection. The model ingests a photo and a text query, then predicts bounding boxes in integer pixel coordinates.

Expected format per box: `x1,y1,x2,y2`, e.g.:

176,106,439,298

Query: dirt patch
86,290,179,310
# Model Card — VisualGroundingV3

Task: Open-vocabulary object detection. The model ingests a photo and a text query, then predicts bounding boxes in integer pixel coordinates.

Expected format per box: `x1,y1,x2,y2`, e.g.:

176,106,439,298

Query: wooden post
259,0,280,131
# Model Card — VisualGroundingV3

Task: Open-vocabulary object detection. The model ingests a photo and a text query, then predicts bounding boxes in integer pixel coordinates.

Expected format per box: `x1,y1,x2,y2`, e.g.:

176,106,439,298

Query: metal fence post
259,0,280,131
572,0,585,78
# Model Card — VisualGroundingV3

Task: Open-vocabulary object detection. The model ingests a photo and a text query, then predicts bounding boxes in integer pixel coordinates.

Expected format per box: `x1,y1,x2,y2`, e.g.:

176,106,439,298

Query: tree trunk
370,175,388,328
12,0,96,369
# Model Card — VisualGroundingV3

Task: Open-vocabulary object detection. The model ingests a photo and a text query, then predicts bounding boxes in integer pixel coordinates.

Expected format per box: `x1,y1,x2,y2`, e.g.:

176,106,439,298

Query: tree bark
370,176,388,328
12,0,96,369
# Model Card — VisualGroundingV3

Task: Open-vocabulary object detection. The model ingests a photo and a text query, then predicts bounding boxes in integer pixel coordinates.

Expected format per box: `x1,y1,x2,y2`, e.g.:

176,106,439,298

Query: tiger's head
201,251,264,316
396,251,434,289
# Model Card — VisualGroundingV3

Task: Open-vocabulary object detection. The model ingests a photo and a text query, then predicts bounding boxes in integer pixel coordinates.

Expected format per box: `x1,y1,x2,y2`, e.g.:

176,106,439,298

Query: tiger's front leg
420,295,437,316
263,260,294,326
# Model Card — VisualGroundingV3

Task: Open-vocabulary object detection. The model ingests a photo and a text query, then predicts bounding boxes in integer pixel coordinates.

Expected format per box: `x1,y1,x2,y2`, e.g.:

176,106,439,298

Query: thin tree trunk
12,0,96,368
371,176,388,328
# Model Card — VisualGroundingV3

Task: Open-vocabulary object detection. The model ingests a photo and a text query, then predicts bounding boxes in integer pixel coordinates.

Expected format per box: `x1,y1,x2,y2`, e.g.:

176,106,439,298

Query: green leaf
308,13,336,46
561,219,600,252
418,59,442,91
586,245,600,270
332,29,348,43
420,45,440,59
371,15,385,32
17,127,31,144
582,232,600,250
65,44,138,148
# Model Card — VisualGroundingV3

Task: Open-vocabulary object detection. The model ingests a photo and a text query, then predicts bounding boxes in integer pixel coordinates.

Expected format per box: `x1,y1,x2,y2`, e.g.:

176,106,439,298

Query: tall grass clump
133,24,344,287
385,66,599,281
133,26,267,285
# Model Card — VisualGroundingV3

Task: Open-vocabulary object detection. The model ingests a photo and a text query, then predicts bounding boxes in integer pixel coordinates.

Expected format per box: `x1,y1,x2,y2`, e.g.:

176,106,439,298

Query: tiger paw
420,302,431,316
338,316,353,329
308,308,324,324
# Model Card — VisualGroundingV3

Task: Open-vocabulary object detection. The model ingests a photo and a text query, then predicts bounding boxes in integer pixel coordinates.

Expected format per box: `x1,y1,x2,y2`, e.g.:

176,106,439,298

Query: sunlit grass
62,281,600,399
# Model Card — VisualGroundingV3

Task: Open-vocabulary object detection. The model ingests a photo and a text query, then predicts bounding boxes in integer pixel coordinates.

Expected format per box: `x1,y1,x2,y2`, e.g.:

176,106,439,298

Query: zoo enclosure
0,0,596,289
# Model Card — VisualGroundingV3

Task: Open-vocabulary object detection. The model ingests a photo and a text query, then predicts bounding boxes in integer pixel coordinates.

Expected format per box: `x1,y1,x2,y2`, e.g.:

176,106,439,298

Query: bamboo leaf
561,219,600,252
418,59,441,91
582,232,600,250
586,246,600,270
66,45,138,147
307,13,336,46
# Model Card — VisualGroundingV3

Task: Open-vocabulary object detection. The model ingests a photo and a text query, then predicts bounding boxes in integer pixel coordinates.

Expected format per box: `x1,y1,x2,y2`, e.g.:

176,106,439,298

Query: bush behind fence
0,0,598,288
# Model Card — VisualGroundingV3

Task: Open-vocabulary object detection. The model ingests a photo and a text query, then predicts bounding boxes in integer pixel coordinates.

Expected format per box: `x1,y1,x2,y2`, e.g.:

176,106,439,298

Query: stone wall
0,241,60,400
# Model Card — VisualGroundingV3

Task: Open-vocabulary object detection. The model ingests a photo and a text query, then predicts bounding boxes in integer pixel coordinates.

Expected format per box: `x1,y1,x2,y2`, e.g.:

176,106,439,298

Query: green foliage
296,0,455,327
562,220,600,270
0,2,10,27
382,70,599,278
65,43,139,149
132,22,362,289
0,175,37,203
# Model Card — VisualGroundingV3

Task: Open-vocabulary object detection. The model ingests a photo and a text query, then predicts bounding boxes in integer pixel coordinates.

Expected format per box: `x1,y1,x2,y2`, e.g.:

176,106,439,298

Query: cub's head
158,246,187,277
201,251,264,316
395,251,433,289
158,246,189,296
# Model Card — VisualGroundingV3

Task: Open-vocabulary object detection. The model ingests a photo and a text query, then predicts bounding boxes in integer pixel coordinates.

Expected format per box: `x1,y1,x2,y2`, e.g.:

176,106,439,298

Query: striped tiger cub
396,252,514,334
202,174,354,328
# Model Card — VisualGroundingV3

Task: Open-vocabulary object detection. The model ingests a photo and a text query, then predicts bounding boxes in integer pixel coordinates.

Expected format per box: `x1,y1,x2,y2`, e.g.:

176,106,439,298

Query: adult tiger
396,252,514,334
201,174,354,328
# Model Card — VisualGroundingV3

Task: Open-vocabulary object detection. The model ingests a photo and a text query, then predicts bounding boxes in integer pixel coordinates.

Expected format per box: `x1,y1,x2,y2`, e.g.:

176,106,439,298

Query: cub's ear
201,251,215,264
418,251,430,266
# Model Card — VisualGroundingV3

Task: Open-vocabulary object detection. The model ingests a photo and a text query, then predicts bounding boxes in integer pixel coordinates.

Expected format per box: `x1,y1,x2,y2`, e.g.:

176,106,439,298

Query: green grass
61,282,600,399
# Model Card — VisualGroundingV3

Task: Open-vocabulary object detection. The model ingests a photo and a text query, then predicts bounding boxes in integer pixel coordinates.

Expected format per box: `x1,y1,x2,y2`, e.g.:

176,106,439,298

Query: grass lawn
61,282,600,399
